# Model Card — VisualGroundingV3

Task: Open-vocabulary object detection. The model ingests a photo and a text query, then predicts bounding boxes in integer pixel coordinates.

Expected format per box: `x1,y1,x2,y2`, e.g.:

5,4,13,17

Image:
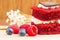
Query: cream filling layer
31,16,60,24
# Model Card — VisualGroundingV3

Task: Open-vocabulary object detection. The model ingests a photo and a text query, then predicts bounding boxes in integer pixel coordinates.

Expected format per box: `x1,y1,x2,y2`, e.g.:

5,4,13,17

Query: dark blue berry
19,28,26,36
6,28,13,35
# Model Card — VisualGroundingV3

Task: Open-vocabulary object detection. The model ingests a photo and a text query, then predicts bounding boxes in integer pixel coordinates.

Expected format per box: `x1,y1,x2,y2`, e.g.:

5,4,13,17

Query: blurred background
0,0,60,25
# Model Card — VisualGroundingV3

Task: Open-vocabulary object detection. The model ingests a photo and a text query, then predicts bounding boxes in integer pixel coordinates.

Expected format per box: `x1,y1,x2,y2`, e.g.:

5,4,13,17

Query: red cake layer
31,22,60,34
32,6,60,21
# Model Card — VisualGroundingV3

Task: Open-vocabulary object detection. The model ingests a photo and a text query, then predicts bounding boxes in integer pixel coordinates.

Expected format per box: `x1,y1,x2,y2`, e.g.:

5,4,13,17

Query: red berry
20,24,38,36
27,25,38,36
10,24,19,34
20,24,30,32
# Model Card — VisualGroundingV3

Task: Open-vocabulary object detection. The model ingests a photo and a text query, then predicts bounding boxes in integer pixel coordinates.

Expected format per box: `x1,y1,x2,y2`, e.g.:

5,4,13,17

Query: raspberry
27,25,38,36
20,24,38,36
20,24,30,32
10,24,19,34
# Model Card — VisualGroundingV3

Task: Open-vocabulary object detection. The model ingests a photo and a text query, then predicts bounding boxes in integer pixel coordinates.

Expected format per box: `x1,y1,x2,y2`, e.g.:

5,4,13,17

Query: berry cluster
6,24,38,36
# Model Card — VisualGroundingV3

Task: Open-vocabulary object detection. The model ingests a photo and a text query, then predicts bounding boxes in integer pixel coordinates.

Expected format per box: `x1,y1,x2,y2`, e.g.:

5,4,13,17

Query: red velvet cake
31,2,60,34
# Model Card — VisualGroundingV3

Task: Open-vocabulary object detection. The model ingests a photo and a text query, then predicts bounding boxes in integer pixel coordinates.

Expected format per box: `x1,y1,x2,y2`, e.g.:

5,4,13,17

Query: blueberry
6,28,13,35
19,28,26,36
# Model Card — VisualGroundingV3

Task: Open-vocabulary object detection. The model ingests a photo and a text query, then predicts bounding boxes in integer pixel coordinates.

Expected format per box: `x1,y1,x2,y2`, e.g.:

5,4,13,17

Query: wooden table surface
0,30,60,40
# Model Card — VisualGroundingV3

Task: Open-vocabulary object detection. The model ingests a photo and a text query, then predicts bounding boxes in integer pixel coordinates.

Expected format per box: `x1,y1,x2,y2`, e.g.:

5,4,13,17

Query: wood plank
0,0,60,25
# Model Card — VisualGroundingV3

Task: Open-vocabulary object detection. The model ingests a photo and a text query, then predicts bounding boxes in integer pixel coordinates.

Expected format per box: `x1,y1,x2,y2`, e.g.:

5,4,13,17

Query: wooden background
0,0,60,25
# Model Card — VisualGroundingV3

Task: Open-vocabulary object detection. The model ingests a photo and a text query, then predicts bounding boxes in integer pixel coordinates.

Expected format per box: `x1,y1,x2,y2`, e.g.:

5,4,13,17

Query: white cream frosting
31,16,60,24
37,4,59,9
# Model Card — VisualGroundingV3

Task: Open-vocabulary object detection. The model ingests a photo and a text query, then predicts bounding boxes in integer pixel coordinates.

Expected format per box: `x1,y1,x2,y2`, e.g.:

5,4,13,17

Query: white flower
6,9,26,26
